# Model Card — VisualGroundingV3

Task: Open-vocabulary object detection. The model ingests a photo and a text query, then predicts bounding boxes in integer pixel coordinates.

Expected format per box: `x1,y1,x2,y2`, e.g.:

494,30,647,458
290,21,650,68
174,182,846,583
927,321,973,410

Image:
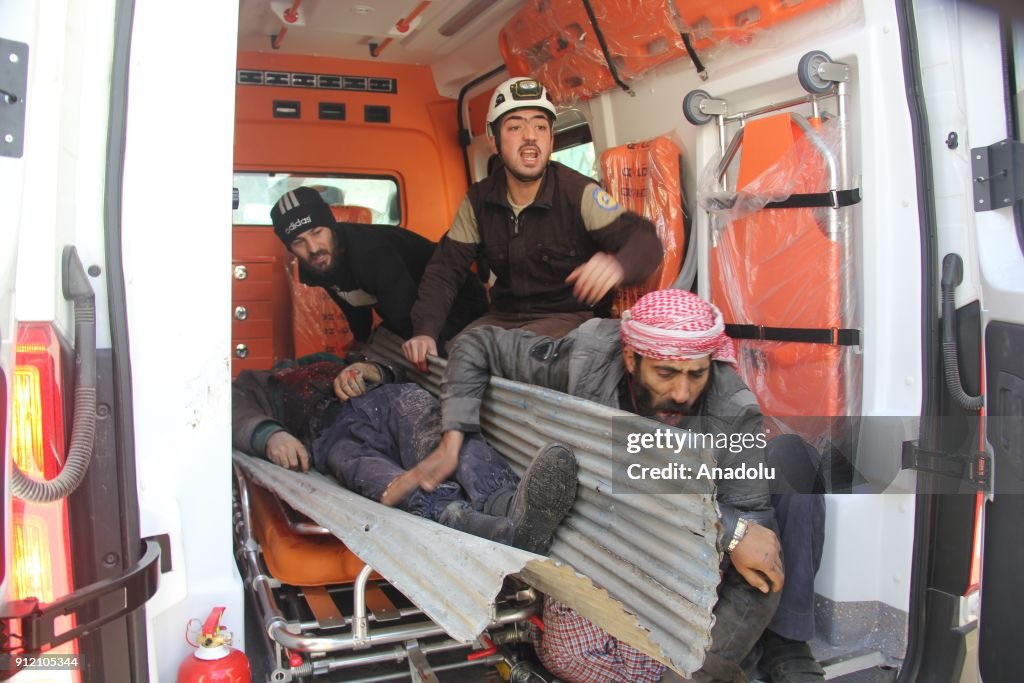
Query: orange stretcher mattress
599,136,686,314
709,114,846,428
248,480,371,586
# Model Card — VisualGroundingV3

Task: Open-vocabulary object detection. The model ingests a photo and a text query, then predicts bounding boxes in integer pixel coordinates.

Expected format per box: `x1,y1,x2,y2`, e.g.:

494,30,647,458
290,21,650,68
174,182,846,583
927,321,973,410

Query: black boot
505,443,578,554
759,630,825,682
437,501,513,544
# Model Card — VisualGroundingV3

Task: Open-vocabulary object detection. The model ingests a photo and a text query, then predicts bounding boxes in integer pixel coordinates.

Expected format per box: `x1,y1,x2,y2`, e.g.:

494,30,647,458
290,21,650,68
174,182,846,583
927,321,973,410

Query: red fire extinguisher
177,606,252,683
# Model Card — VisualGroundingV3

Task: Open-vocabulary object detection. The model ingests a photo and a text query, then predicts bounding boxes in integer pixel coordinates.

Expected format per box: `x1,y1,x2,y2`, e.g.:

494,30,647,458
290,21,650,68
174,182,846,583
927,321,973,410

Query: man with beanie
402,77,663,368
233,355,577,554
269,186,487,346
388,289,823,682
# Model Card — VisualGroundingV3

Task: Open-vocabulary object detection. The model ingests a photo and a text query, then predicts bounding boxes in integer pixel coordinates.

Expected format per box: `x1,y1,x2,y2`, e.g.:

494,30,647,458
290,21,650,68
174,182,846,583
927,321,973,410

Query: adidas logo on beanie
270,186,336,246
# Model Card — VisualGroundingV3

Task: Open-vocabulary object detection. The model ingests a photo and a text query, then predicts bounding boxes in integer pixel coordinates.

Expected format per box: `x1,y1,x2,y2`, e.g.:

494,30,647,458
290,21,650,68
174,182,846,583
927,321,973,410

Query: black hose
12,247,98,502
940,253,983,411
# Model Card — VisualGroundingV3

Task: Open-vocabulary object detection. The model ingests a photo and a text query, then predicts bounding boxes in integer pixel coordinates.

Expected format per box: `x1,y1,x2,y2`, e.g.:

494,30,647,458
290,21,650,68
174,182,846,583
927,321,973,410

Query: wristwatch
727,518,750,553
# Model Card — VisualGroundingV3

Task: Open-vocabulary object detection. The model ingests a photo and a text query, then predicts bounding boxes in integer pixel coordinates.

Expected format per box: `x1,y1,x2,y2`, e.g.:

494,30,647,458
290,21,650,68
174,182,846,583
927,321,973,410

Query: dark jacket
300,222,487,343
232,358,397,459
440,319,774,548
411,163,663,340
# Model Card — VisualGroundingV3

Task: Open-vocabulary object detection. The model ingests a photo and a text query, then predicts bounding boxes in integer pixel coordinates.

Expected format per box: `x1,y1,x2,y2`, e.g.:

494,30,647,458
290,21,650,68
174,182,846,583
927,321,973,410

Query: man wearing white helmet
403,77,663,369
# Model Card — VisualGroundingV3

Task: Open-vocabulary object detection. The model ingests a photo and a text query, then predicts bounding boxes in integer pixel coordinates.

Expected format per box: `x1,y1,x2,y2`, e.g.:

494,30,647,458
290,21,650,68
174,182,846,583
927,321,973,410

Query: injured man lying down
232,354,577,555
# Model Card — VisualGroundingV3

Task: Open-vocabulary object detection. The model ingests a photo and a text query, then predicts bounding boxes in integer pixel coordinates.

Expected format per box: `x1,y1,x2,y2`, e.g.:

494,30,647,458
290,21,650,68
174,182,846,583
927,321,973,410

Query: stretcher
233,329,723,681
233,460,544,682
686,50,862,463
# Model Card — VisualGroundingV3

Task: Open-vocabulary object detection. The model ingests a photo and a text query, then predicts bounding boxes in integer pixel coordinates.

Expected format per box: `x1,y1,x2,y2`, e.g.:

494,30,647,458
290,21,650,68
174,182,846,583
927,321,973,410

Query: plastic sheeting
599,136,687,316
499,0,855,105
499,0,685,105
671,0,848,55
701,114,860,451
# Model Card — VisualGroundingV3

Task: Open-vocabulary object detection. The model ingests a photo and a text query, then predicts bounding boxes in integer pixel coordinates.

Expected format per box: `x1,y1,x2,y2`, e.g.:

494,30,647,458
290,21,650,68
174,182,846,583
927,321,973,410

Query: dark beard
296,243,344,286
629,367,698,427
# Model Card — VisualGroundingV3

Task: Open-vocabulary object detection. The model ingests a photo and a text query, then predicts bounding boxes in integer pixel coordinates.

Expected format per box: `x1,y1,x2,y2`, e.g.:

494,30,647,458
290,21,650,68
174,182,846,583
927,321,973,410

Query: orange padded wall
234,53,467,242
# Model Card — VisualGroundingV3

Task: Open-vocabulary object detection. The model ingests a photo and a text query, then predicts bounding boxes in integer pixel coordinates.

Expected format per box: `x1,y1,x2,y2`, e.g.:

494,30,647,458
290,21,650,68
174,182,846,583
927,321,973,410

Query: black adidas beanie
270,186,337,247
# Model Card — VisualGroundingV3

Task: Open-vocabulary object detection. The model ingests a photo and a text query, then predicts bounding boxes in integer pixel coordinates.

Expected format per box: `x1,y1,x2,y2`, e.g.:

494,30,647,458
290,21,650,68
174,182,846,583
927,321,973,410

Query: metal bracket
406,640,441,683
700,98,728,117
817,61,851,83
0,537,166,668
971,138,1024,212
901,441,991,491
0,38,29,158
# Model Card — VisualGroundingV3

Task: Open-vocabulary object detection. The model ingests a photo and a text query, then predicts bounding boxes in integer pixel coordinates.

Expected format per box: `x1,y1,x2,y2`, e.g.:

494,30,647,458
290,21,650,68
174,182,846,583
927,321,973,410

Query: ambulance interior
225,1,978,681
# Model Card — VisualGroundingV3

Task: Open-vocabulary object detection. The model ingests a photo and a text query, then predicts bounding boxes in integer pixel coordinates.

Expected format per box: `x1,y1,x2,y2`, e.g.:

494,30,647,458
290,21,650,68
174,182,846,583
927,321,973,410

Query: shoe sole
510,443,578,554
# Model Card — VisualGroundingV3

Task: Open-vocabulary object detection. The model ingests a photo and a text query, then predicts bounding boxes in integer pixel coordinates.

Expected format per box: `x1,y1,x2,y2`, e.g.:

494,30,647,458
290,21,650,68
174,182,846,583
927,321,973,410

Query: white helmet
486,77,557,137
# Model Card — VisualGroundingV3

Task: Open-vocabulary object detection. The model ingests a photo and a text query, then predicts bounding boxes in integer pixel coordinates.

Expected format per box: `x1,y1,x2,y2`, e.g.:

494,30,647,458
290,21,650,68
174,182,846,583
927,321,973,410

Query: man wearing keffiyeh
385,288,823,683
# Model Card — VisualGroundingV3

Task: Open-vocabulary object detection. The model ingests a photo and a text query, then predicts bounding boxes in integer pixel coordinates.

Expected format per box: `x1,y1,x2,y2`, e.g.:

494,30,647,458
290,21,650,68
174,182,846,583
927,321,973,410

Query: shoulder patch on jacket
592,187,619,211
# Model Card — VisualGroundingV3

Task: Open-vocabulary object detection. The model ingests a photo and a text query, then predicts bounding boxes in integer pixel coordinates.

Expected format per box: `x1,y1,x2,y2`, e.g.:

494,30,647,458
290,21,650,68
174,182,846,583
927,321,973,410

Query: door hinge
971,138,1024,212
0,38,28,158
901,440,991,492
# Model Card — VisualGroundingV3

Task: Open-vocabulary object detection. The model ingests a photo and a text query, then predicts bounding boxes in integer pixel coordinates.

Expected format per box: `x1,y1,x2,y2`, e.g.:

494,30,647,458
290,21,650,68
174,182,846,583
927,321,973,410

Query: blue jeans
766,434,827,642
312,383,518,521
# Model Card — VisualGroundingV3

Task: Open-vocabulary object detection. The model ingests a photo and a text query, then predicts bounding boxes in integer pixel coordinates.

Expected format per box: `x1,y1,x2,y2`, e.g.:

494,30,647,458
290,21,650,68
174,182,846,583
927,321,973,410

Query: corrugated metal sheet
364,329,722,676
235,453,668,661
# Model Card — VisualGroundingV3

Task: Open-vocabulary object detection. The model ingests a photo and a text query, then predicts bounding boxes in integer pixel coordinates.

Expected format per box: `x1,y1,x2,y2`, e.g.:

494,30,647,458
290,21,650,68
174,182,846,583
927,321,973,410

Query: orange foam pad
248,480,371,586
709,114,843,419
600,136,686,315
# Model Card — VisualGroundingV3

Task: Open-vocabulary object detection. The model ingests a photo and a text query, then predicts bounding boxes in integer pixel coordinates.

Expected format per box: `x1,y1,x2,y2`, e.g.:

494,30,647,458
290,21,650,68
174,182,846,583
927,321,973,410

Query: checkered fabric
535,597,666,683
620,289,737,364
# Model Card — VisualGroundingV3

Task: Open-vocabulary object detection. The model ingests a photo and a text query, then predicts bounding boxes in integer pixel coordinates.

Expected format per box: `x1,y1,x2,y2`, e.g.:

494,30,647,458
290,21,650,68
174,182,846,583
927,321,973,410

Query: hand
265,431,310,472
402,335,438,372
566,252,625,306
380,431,464,506
333,362,383,402
729,523,784,593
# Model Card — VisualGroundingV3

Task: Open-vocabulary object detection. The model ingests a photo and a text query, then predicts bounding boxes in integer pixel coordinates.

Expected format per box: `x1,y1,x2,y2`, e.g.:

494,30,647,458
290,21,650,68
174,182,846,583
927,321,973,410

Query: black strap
580,0,634,95
764,187,862,209
680,33,708,80
726,323,861,346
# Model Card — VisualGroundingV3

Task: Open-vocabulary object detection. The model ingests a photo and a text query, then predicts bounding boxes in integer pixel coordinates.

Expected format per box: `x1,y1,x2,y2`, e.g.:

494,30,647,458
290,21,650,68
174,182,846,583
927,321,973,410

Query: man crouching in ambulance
390,289,807,682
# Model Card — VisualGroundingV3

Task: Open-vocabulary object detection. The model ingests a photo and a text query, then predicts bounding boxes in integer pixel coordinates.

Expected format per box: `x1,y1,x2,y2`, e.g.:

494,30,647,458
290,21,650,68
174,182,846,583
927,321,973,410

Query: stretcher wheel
682,89,715,126
798,50,834,94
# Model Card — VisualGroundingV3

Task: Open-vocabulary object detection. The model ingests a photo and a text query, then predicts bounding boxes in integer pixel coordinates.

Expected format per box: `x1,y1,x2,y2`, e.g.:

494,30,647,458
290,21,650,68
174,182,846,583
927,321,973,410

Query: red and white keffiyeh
620,289,737,364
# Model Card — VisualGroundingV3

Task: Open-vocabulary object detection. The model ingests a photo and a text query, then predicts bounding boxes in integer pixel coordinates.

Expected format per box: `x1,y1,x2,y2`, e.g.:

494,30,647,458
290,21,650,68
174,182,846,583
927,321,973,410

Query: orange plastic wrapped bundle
599,136,686,315
499,0,683,105
704,115,858,448
671,0,842,52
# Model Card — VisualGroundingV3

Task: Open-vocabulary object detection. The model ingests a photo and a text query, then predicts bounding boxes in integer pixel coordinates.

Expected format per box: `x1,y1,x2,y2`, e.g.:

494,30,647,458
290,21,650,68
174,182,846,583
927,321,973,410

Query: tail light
8,322,80,682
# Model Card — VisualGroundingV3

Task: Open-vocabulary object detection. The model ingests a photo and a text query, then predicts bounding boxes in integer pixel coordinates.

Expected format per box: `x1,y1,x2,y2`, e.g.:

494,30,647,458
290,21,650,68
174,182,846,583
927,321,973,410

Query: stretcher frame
685,50,861,459
232,468,543,682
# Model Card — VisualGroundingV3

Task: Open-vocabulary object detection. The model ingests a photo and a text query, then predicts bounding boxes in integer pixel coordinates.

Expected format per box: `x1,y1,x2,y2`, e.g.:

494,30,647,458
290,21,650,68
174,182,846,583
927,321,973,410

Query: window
551,142,598,180
232,173,401,225
552,110,598,180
